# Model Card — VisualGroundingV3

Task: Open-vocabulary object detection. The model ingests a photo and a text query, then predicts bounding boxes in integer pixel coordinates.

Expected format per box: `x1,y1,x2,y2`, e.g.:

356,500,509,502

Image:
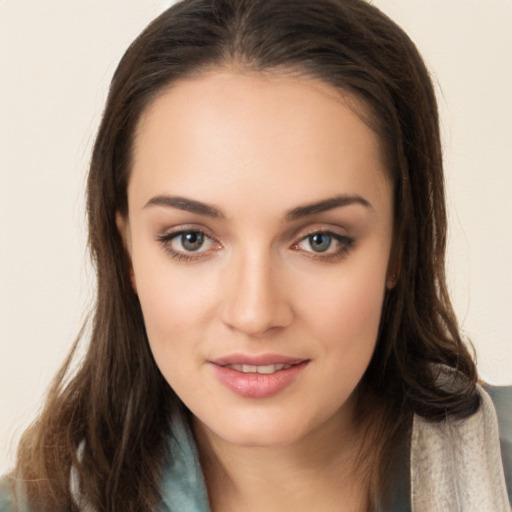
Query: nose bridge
222,244,292,335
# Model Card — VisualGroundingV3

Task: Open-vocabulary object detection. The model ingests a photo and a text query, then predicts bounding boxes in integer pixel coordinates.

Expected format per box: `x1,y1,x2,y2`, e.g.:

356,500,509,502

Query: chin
217,426,305,448
195,407,320,449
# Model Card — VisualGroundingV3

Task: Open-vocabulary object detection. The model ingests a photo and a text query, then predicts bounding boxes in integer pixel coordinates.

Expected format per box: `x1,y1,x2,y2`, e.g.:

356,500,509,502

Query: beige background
1,0,511,474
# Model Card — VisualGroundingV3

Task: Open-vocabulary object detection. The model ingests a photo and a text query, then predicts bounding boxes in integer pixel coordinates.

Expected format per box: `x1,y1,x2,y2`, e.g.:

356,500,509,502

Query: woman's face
119,71,394,447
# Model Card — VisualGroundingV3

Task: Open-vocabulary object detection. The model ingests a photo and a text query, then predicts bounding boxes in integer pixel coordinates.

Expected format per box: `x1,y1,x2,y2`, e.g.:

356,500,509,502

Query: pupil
182,232,204,251
310,233,331,252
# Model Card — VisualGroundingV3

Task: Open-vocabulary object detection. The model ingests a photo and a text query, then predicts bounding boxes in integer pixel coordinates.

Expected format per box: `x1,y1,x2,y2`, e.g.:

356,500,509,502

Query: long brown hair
12,0,479,510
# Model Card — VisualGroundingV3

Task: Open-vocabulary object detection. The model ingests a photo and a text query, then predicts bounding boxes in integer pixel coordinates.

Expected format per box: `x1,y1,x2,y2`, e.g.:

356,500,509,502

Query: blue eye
308,233,332,253
180,231,205,252
295,231,354,260
157,229,218,261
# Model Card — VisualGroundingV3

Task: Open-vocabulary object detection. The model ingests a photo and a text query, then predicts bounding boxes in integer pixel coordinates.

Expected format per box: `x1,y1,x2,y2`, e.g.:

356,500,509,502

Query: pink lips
210,353,309,398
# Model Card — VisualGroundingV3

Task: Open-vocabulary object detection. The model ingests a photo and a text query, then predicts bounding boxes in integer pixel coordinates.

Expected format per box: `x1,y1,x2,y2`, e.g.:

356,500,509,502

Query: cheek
133,267,216,399
305,258,387,330
130,247,218,364
298,257,388,372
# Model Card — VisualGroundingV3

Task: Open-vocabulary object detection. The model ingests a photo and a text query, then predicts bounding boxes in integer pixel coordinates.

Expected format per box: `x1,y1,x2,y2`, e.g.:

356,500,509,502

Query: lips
211,353,307,367
209,354,309,398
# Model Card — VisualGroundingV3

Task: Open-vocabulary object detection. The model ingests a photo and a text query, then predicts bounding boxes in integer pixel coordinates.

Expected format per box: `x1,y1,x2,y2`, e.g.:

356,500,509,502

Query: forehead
129,70,391,214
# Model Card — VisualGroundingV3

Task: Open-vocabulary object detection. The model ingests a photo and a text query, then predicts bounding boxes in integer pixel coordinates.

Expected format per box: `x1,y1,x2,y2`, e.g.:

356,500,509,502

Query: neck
193,399,373,512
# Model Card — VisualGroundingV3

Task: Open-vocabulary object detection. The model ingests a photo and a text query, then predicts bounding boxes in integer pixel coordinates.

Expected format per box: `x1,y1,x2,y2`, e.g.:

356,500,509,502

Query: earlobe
386,245,401,290
115,212,137,293
115,212,129,246
386,273,398,289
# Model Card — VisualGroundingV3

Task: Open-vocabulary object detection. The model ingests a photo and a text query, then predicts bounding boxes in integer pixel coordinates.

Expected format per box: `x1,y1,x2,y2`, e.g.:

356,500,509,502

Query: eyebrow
144,195,224,218
144,194,371,220
284,194,372,221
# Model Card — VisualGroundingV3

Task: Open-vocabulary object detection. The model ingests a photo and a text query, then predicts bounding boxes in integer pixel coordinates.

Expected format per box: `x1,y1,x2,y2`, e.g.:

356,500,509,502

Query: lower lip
211,361,309,398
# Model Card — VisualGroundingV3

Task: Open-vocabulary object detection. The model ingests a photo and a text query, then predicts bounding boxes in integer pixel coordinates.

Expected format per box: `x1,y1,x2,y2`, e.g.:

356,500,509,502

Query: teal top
1,385,511,512
158,384,512,512
157,407,411,512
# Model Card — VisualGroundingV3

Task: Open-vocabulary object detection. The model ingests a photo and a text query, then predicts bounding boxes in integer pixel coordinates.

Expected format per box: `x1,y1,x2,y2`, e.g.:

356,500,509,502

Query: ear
386,243,402,290
386,272,398,290
115,212,137,293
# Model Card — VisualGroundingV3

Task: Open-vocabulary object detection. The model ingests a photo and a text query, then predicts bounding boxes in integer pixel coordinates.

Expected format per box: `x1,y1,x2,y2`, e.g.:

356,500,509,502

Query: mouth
221,363,295,374
209,355,309,398
211,353,307,367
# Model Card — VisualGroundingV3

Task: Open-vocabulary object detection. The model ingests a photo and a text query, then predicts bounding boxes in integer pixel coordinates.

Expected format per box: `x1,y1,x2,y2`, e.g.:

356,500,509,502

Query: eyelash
156,228,354,263
292,230,354,262
156,228,218,262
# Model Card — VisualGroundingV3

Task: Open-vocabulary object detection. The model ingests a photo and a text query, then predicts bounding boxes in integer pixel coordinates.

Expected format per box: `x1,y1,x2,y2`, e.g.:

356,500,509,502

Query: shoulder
411,383,512,511
485,384,512,505
0,475,36,512
0,476,21,512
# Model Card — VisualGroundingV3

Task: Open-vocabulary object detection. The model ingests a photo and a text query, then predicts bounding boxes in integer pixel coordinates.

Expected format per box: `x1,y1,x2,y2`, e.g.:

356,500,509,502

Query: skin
118,70,394,511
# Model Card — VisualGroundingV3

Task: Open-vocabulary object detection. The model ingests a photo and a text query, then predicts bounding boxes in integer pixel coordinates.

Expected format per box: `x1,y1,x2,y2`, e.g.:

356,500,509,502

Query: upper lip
210,353,309,366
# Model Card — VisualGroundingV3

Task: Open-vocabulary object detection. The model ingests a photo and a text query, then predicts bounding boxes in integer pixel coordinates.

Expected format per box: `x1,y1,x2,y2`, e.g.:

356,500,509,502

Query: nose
221,250,294,337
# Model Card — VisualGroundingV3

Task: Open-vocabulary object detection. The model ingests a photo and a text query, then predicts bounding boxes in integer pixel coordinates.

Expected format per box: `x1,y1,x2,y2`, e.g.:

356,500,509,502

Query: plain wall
1,0,511,474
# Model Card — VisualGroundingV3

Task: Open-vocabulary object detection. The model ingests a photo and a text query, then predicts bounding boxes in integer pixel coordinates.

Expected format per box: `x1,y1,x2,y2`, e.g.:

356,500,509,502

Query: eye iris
181,232,204,251
309,233,332,252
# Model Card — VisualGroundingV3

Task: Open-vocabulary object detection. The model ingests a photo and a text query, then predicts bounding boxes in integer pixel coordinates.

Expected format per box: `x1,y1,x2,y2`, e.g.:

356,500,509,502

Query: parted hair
12,0,479,510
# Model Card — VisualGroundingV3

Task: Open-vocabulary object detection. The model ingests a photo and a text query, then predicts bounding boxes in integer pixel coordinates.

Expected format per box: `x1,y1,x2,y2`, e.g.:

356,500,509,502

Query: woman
1,0,510,510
